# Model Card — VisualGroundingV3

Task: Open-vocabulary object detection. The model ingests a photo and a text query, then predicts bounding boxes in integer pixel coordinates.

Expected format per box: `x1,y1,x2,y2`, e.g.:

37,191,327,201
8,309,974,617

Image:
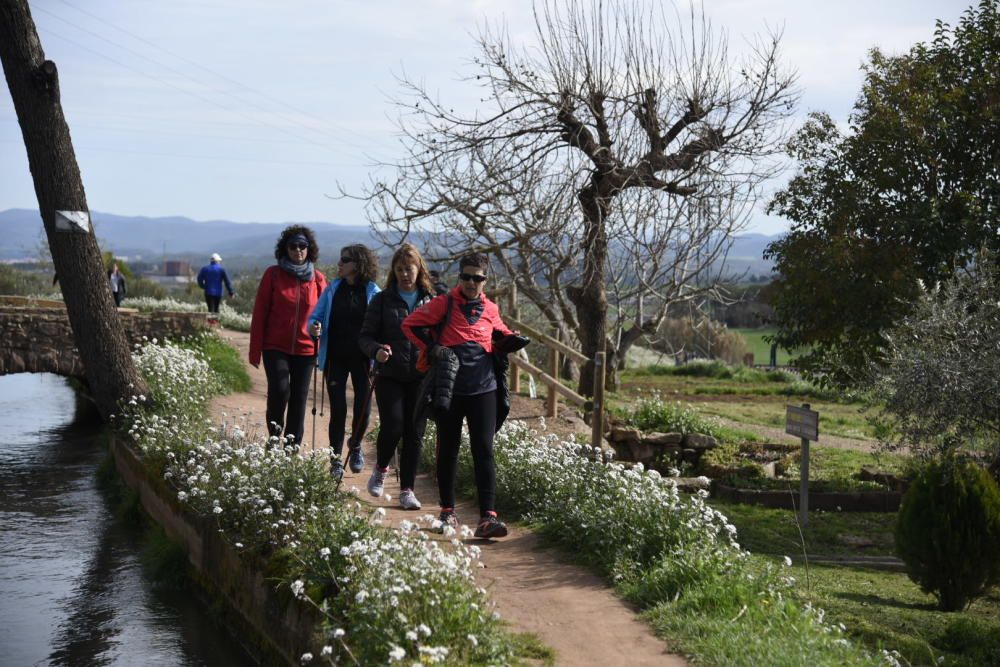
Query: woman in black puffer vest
358,244,435,510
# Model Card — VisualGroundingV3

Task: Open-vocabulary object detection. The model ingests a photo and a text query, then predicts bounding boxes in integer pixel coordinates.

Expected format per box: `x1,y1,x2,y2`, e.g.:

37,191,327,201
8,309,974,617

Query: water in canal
0,373,251,666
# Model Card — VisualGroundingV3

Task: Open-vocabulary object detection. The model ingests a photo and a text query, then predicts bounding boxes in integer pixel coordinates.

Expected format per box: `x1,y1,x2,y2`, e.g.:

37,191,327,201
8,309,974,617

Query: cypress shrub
896,456,1000,611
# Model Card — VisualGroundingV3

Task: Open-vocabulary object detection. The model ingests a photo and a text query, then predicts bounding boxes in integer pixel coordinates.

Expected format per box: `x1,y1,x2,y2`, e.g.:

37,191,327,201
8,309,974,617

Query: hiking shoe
436,509,459,533
367,468,386,497
399,489,421,510
348,446,365,473
330,458,344,480
474,514,508,539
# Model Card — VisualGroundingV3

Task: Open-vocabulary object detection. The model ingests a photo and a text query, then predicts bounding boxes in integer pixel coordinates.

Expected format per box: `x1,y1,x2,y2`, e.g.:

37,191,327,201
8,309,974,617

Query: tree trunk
569,177,611,396
0,0,149,420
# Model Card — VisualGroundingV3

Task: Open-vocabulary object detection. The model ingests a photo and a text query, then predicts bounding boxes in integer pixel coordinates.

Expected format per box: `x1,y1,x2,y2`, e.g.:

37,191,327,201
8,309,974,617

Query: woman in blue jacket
308,244,380,478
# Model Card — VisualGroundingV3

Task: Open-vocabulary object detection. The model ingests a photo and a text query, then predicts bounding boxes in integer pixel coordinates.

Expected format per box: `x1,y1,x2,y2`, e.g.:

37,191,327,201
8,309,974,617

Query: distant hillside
0,209,375,265
0,208,781,276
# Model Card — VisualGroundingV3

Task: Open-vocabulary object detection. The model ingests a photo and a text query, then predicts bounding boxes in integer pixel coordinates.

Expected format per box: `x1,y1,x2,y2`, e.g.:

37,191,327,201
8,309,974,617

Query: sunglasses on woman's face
459,272,487,283
339,256,355,264
287,242,309,251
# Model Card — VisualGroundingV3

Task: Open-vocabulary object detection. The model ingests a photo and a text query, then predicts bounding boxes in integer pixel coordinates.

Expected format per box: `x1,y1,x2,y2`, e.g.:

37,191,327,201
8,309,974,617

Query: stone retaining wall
110,435,321,666
0,306,209,377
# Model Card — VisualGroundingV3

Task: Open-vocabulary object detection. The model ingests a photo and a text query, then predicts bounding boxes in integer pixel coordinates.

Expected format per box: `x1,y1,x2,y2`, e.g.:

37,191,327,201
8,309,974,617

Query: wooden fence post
546,328,560,418
591,351,606,450
508,282,520,394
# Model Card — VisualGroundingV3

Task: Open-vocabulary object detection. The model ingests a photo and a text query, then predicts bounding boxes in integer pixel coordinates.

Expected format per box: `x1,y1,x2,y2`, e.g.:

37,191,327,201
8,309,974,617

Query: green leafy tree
866,251,1000,464
765,1,1000,385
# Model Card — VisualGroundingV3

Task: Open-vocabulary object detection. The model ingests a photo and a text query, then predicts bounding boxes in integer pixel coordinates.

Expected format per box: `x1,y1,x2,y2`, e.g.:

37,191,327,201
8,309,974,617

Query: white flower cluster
307,514,500,665
126,296,251,331
490,420,743,572
118,338,220,458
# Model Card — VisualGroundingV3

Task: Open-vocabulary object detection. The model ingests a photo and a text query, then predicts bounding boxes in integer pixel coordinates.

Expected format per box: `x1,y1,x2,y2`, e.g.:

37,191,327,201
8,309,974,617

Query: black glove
493,334,531,356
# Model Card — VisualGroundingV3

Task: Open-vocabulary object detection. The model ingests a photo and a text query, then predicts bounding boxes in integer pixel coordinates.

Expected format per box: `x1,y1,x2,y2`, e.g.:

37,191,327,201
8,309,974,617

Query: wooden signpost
785,403,819,525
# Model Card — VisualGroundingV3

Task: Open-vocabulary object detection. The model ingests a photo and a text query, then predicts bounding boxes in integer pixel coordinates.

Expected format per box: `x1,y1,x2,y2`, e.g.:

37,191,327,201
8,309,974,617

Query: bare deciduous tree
358,0,797,394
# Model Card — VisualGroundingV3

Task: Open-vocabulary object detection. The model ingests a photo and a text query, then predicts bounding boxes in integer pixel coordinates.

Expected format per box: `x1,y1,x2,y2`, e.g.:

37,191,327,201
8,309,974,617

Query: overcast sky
0,0,972,235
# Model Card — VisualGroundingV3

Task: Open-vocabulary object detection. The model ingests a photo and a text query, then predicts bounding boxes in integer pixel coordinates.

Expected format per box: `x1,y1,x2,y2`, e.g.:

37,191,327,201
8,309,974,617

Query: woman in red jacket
401,252,515,539
249,225,327,446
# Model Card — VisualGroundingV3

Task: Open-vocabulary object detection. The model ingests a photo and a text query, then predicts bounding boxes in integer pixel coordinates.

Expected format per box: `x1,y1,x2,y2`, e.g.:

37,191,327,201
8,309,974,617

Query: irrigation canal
0,373,250,666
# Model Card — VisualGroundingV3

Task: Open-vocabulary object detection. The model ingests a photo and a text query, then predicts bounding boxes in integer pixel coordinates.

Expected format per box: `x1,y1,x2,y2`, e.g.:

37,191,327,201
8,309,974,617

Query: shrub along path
210,330,685,667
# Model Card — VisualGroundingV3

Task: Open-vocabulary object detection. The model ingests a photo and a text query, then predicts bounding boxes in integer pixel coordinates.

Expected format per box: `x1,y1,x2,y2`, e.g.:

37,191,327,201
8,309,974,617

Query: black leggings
374,377,427,489
205,294,221,313
326,350,372,457
262,350,315,446
436,391,497,516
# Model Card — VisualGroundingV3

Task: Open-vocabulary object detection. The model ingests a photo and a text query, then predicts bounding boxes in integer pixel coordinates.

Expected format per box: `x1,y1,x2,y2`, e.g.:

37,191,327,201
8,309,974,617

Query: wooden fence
496,284,606,448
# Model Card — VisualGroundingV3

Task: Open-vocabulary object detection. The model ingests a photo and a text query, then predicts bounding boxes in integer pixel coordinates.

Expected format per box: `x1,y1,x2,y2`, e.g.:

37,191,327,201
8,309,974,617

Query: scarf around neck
278,257,314,282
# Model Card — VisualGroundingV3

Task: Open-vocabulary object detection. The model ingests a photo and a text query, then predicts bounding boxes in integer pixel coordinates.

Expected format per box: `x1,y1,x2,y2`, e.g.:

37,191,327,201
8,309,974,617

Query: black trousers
436,391,497,516
326,349,372,457
374,377,426,490
205,294,221,313
112,290,124,307
262,350,315,446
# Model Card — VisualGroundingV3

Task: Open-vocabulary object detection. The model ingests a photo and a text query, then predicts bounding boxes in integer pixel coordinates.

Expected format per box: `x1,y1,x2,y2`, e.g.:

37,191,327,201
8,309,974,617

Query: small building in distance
141,260,193,291
163,260,190,276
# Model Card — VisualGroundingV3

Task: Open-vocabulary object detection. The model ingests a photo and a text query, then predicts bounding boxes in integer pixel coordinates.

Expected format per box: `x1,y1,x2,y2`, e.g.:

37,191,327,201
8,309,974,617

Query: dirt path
209,330,686,667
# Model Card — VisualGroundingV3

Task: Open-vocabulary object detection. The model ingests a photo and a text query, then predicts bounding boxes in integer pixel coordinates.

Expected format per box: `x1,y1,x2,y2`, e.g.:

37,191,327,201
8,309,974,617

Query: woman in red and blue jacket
402,252,514,539
249,225,327,446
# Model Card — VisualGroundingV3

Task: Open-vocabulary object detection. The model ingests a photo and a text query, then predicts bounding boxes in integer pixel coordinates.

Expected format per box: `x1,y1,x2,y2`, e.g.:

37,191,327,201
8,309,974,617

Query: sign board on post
785,404,819,526
785,404,819,441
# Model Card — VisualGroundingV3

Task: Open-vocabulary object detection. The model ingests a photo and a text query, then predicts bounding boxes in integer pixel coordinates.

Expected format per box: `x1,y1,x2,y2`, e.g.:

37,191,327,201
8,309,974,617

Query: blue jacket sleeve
222,268,234,295
197,267,207,289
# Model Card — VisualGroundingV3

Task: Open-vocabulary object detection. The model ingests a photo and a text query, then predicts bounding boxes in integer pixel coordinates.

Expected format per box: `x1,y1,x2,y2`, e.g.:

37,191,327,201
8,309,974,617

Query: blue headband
287,234,308,246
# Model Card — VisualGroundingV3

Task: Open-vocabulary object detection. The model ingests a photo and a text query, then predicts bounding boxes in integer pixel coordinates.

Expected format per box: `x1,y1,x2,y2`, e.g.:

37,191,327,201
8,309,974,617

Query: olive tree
867,251,1000,465
360,0,797,394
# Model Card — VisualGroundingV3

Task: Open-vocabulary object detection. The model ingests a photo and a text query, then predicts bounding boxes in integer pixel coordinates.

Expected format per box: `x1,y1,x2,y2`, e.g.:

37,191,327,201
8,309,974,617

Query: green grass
708,498,897,558
710,499,1000,665
618,368,847,403
691,398,878,441
177,332,252,394
734,327,798,366
794,565,1000,666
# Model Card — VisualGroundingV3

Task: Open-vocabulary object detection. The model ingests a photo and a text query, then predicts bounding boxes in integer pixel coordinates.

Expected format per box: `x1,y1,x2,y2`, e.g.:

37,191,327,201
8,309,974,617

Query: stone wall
0,306,209,377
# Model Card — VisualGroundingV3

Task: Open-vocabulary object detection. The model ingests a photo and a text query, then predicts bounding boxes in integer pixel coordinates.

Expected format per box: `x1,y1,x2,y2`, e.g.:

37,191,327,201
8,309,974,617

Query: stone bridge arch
0,296,210,379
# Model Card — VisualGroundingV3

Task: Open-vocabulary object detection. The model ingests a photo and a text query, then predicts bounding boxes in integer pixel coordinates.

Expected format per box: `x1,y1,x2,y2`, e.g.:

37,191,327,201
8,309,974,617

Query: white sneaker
367,468,386,497
399,489,422,510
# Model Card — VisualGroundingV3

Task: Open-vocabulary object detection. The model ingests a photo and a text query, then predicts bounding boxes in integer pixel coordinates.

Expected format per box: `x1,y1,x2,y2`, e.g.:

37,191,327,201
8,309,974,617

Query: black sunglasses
287,242,309,251
339,256,355,264
459,272,487,283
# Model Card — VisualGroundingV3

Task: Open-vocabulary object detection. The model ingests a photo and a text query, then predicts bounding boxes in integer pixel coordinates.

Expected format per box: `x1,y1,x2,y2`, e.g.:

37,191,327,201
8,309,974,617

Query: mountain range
0,208,780,276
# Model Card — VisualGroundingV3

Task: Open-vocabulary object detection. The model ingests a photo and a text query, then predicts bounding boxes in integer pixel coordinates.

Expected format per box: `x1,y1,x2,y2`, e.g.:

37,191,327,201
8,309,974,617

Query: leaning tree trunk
0,0,149,420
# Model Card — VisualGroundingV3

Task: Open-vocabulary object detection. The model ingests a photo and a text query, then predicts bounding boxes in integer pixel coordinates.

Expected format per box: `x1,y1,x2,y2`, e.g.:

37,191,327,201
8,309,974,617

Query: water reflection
0,374,249,666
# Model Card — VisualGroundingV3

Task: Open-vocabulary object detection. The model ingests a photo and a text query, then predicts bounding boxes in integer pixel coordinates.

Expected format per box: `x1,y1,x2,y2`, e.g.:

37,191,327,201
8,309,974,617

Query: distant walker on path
197,253,234,315
107,263,126,307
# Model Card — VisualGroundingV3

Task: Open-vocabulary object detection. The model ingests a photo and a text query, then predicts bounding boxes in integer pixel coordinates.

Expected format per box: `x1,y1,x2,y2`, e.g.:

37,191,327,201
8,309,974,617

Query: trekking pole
319,369,326,417
347,362,380,455
310,336,319,450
